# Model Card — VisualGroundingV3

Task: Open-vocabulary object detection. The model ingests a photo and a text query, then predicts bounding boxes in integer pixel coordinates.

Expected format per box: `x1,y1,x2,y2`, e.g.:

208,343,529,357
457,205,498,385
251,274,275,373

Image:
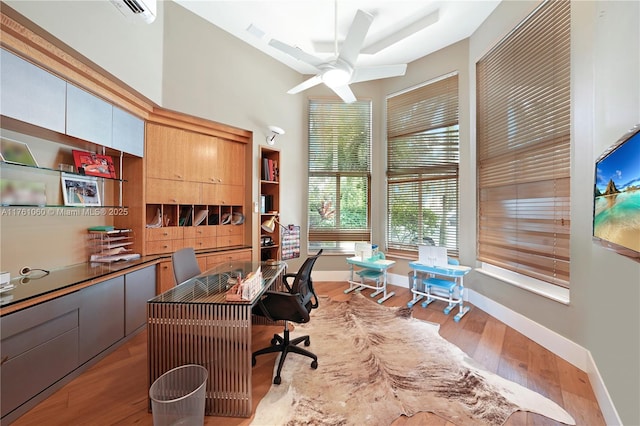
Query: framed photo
0,138,39,167
61,174,101,207
72,150,116,179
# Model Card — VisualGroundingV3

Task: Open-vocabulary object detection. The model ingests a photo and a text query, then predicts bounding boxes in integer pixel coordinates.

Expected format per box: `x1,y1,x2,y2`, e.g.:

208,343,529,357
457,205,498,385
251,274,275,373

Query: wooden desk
146,261,286,417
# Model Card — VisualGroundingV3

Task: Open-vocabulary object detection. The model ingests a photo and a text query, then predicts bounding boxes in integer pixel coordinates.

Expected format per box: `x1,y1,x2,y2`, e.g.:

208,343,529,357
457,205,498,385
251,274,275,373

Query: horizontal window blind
308,99,371,243
477,0,571,288
387,74,459,255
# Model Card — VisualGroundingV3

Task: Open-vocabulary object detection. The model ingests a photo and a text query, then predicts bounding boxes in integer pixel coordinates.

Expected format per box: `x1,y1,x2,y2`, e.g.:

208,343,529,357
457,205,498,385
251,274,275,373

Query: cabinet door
146,124,187,180
0,49,66,133
79,276,125,364
124,265,156,335
0,293,80,419
217,184,244,205
66,84,113,147
157,260,175,293
113,107,144,157
146,178,201,204
186,132,218,183
218,139,245,186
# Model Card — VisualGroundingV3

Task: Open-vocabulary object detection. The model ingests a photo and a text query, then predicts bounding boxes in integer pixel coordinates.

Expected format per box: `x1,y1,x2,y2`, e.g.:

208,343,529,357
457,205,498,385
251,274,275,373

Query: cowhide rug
251,293,576,426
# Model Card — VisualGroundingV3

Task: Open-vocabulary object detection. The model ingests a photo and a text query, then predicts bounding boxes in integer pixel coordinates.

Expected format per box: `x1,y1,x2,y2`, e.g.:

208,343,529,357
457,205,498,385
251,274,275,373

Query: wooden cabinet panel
202,183,217,204
146,239,175,254
186,132,218,183
157,260,175,293
146,227,183,241
184,226,216,239
124,266,156,335
205,249,251,269
218,139,245,186
146,178,201,204
0,49,66,133
79,276,125,364
113,106,144,157
217,235,244,248
217,184,244,205
146,124,187,180
218,224,243,236
66,84,113,147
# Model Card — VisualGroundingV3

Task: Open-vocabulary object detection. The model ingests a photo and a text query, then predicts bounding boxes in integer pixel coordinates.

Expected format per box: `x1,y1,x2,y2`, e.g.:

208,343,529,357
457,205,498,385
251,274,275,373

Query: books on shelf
262,158,278,181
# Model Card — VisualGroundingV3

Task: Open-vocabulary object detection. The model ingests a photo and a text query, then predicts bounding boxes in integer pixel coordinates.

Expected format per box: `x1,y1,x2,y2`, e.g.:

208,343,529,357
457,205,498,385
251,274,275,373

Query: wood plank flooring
13,282,605,425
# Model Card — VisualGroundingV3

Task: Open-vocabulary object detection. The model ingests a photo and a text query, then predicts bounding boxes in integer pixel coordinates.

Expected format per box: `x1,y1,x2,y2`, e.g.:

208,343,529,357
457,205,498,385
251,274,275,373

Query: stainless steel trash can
149,364,208,426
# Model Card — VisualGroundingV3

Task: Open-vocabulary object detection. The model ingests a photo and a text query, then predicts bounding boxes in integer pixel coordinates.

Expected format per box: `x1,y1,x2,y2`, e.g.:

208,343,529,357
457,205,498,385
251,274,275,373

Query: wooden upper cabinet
185,132,218,183
146,123,187,180
218,139,245,186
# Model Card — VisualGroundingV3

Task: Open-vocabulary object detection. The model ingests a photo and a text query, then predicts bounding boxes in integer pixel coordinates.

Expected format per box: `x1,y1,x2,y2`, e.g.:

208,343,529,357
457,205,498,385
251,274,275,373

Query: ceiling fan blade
288,75,323,94
337,9,373,67
351,64,408,83
268,39,325,68
362,9,439,55
330,84,357,104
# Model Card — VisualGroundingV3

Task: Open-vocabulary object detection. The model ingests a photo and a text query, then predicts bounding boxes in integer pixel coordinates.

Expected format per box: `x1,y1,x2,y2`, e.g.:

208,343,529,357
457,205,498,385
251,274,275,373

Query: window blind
477,0,571,288
387,74,459,255
308,99,371,243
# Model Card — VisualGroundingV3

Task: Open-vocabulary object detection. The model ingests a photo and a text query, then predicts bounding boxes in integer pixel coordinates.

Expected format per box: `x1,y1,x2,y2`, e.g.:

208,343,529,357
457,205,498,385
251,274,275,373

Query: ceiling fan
268,4,407,103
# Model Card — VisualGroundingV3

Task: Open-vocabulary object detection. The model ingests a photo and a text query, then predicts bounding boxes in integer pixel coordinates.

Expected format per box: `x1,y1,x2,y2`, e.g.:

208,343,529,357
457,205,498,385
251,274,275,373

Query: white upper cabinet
0,49,66,133
112,107,144,157
66,84,113,147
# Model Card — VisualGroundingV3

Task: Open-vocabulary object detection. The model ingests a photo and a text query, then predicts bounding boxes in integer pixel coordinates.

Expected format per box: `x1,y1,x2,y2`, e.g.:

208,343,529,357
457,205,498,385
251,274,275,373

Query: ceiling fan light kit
269,3,407,103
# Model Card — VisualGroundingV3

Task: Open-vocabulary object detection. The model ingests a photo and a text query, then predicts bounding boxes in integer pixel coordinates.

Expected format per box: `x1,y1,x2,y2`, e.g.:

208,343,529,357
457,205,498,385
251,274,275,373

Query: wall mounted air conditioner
109,0,157,24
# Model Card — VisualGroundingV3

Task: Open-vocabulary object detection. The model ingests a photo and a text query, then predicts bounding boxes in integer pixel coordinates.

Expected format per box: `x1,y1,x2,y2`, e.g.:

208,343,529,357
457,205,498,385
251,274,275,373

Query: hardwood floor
14,282,605,426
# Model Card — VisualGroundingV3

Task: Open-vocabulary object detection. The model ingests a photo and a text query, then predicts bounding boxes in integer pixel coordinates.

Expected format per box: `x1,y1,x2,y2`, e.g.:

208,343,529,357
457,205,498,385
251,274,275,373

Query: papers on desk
225,267,262,302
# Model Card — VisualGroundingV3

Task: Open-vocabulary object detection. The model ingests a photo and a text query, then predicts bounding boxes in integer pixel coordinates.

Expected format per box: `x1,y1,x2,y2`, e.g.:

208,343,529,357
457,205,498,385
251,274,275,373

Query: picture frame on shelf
61,174,101,207
0,138,38,167
72,150,116,179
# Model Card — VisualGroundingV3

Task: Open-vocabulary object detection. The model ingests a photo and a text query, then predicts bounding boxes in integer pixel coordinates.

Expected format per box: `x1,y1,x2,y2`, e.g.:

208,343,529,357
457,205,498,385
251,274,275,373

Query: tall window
386,74,459,256
308,99,371,251
477,0,570,288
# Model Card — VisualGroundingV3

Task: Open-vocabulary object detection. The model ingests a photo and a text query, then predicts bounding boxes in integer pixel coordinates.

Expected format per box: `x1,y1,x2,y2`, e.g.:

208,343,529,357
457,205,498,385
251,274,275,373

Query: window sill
476,263,570,305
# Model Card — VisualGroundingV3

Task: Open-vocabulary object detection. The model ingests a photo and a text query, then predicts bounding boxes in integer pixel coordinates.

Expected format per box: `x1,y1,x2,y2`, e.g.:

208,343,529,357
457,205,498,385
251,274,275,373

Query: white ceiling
173,0,501,75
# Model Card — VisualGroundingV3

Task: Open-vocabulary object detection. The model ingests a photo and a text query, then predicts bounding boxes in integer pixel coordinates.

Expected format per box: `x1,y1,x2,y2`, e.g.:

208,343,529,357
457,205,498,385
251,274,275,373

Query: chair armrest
282,273,297,292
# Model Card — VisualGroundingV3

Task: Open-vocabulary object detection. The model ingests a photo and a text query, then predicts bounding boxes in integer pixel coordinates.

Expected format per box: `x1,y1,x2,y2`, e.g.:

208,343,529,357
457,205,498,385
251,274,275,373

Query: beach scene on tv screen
593,130,640,253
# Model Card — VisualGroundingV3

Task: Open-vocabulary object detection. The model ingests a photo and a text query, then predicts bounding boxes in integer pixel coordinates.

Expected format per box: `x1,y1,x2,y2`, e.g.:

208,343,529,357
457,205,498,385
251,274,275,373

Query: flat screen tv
593,124,640,262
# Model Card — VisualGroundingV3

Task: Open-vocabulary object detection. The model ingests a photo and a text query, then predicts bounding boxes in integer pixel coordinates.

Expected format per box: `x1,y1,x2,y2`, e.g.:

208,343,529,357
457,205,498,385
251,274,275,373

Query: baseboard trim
314,271,621,425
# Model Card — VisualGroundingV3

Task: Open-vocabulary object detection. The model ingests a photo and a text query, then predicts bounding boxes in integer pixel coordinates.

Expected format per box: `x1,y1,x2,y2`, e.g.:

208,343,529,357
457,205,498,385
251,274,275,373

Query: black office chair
252,249,322,384
172,247,201,285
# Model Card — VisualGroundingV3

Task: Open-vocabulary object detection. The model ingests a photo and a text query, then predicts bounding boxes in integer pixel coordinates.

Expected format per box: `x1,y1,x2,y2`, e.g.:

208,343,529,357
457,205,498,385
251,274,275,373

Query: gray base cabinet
0,264,156,423
0,293,80,418
125,265,156,335
79,276,125,364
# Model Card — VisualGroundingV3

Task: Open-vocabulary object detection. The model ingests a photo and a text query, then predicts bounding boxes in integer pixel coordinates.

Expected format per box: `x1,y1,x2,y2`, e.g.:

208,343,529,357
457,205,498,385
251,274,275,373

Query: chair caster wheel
273,376,281,385
252,357,256,367
304,338,311,346
311,360,318,369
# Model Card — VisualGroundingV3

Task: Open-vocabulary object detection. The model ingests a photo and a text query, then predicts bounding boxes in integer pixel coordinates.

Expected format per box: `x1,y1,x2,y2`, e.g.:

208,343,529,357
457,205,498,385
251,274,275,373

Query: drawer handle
1,355,8,365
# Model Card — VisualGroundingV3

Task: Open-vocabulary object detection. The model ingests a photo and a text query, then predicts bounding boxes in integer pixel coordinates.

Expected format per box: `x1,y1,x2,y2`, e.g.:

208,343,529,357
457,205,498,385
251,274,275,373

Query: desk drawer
147,239,175,254
146,227,183,241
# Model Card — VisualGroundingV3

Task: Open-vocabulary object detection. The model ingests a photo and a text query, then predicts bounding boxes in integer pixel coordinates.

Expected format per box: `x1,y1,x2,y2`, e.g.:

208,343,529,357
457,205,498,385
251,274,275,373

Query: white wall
3,0,639,423
468,1,640,424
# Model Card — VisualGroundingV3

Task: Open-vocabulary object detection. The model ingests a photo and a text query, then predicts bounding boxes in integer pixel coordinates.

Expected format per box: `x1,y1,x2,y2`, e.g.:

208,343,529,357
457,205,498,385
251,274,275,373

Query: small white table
408,261,471,322
345,255,396,303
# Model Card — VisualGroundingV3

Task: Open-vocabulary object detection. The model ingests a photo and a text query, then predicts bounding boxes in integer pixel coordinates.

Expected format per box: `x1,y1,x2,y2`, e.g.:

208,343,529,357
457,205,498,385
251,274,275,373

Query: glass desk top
148,261,287,305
